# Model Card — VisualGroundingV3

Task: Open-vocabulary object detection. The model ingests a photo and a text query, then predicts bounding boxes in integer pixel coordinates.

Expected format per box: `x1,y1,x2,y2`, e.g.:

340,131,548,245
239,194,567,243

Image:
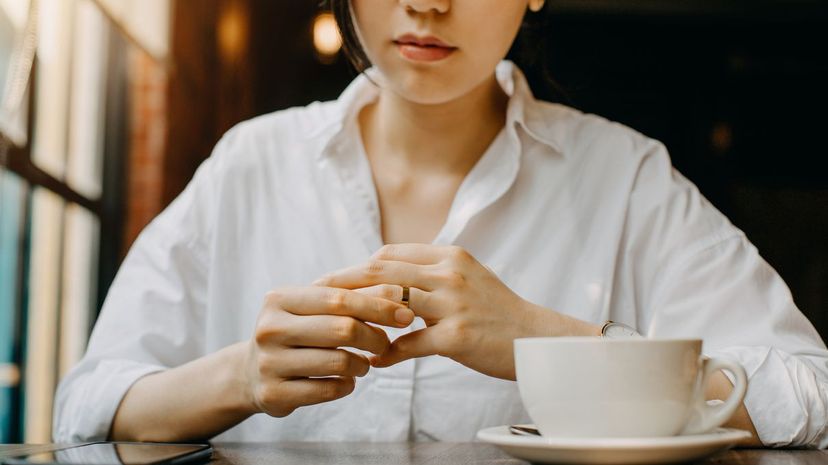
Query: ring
401,286,410,308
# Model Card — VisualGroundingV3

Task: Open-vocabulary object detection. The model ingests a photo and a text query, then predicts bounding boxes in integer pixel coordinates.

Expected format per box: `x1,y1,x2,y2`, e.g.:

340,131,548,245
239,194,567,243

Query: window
0,0,165,443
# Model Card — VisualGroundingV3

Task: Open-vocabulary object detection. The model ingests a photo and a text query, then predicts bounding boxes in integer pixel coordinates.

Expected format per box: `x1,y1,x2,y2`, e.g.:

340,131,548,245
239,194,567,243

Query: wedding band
401,286,410,308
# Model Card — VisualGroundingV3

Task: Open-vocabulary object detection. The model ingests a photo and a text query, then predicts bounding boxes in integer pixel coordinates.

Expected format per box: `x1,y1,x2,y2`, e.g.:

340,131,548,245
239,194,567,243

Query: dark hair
324,0,567,103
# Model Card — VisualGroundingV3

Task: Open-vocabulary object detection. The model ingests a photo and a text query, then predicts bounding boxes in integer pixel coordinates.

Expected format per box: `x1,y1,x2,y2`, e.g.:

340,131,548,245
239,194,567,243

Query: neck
359,74,509,176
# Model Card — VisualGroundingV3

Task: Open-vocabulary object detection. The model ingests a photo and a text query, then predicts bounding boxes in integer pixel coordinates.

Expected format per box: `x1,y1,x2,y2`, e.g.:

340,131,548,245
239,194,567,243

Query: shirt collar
312,60,566,160
495,61,565,156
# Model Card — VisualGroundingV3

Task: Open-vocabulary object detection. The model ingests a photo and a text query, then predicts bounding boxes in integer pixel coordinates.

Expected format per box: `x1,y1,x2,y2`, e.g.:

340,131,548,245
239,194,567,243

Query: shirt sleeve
52,135,230,443
624,140,828,448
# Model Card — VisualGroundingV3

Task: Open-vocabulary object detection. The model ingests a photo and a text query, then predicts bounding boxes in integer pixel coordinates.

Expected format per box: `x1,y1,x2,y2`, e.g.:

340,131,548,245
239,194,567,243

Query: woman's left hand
313,244,599,380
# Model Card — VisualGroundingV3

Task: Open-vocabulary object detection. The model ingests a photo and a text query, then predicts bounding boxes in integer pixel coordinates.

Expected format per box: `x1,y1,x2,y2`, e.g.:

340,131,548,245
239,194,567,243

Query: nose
400,0,450,14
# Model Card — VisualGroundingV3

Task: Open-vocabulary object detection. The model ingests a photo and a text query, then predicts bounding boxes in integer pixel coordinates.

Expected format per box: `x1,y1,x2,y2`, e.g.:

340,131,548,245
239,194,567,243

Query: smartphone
2,442,212,465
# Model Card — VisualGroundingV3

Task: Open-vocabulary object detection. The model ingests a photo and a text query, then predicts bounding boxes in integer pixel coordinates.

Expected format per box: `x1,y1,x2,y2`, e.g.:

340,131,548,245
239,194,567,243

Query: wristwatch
600,320,643,339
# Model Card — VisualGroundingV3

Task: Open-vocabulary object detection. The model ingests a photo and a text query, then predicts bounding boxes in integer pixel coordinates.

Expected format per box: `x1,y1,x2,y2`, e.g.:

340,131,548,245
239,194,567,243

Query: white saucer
476,425,752,465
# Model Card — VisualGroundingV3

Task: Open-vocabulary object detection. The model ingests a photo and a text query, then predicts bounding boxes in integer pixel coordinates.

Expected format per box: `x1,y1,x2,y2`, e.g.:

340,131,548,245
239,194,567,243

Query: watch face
604,323,643,339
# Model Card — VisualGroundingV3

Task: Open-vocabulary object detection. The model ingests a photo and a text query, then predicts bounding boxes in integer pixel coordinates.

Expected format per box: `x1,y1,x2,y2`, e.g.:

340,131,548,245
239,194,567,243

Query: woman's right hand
243,286,414,417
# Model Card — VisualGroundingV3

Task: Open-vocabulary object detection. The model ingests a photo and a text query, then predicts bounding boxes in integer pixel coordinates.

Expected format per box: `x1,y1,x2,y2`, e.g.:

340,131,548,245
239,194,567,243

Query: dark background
165,0,827,340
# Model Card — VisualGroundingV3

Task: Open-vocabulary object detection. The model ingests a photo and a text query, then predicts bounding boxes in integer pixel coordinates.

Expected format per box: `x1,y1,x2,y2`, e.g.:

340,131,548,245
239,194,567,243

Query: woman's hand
313,244,599,380
243,286,415,417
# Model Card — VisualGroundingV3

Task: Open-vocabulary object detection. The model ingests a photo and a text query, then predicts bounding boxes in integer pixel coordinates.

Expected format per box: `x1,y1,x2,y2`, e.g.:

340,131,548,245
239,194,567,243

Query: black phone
2,442,212,465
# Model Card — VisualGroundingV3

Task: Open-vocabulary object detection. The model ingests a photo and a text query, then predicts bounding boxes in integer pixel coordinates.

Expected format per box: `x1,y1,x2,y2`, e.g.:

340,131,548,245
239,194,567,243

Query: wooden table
3,442,827,465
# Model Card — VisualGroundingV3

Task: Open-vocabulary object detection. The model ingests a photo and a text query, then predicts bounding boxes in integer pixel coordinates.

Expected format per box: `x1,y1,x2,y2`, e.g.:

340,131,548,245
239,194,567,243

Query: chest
374,174,465,245
204,144,634,347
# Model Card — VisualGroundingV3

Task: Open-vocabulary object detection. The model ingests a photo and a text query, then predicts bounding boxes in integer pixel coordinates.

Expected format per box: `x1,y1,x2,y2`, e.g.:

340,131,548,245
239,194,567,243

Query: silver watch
600,320,643,339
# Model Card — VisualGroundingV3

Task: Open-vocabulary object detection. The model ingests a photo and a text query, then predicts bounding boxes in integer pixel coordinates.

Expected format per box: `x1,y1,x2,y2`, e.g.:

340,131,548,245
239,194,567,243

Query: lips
393,33,457,62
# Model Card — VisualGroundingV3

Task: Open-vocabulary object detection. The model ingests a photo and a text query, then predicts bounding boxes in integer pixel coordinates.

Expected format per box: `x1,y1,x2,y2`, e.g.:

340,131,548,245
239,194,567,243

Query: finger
265,314,391,355
266,287,414,327
370,243,455,265
280,377,356,410
313,260,441,291
354,284,400,302
264,348,370,378
355,285,444,321
370,327,443,368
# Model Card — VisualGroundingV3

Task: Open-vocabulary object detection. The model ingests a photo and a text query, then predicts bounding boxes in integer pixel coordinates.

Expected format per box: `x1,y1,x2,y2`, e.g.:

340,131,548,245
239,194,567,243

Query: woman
54,0,827,447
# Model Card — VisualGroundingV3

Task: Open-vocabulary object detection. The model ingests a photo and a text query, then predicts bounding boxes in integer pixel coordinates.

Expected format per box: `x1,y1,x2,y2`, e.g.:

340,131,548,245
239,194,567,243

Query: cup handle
679,357,748,435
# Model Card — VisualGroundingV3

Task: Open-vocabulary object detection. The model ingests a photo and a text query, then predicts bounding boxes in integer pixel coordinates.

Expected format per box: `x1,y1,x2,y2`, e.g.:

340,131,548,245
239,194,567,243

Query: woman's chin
383,74,470,106
375,61,499,107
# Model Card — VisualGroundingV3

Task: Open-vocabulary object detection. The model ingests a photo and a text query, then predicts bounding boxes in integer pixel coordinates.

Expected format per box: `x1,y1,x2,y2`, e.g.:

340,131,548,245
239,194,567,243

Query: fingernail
395,308,414,325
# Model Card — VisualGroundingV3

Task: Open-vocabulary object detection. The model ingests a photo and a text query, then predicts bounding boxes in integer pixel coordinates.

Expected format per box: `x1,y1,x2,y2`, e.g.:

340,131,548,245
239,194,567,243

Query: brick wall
123,48,168,252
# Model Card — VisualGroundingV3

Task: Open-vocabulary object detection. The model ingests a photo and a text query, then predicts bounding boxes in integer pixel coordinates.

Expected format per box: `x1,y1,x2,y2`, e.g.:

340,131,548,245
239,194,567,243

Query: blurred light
711,121,734,155
0,363,20,388
313,12,342,62
218,2,248,63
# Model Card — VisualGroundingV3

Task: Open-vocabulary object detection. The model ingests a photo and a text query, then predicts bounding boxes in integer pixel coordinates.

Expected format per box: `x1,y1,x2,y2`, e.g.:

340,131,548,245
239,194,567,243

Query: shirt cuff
53,359,166,442
706,346,828,448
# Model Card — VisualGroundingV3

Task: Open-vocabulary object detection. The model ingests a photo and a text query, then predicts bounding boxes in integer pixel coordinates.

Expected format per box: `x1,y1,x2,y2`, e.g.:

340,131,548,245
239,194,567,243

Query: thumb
371,328,441,367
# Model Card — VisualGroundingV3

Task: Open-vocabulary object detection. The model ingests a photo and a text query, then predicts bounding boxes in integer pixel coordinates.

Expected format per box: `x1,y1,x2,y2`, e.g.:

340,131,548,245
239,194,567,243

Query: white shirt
54,61,828,447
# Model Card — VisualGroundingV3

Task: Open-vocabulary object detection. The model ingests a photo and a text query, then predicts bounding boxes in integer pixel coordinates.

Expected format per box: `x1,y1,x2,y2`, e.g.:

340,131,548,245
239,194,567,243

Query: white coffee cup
514,337,747,438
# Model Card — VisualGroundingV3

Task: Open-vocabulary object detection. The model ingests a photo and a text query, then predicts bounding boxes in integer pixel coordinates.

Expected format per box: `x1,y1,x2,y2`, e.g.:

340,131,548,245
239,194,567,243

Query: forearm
707,371,761,446
110,342,255,442
525,302,602,340
490,303,601,380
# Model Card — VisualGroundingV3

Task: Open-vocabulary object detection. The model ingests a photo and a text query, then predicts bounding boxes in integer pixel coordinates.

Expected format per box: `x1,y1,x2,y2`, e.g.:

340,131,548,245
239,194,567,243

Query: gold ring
401,286,410,308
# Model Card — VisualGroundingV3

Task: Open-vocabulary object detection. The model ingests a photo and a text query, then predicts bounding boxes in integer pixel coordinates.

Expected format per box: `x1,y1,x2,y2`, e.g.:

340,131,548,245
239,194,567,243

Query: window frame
0,0,131,443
